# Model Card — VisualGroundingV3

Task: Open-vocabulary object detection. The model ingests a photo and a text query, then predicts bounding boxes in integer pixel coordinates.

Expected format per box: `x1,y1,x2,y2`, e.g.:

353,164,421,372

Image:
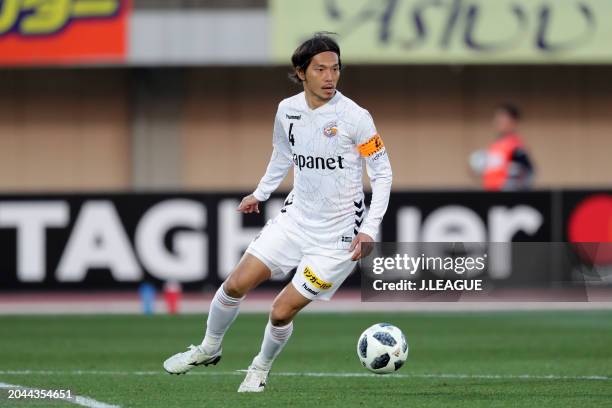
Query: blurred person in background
470,103,535,191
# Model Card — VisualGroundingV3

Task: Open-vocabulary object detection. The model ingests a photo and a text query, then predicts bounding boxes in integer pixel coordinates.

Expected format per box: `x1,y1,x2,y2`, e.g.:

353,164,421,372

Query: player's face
493,110,516,134
300,51,340,102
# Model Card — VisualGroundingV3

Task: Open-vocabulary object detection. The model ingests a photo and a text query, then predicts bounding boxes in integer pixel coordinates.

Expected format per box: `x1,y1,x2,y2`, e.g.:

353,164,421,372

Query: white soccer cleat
163,344,222,375
237,365,269,393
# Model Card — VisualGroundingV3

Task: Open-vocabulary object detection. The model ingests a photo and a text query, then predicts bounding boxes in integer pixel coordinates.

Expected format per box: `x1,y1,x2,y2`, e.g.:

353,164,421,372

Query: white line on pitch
0,370,610,382
0,381,120,408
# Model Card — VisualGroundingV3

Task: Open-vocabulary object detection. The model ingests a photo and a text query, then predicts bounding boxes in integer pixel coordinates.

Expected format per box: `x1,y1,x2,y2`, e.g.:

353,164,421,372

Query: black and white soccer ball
357,323,409,374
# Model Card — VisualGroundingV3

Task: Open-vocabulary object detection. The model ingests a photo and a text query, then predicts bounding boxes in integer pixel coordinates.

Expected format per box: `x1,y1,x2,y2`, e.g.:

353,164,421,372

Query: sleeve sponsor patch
358,134,385,157
303,266,332,290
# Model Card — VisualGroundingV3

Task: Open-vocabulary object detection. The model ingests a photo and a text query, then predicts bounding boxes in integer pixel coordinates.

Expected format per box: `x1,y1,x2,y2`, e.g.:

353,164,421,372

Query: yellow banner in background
271,0,612,64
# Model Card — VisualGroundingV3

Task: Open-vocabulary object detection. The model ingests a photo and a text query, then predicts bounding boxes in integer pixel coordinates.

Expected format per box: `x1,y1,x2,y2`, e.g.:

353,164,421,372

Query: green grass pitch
0,311,611,407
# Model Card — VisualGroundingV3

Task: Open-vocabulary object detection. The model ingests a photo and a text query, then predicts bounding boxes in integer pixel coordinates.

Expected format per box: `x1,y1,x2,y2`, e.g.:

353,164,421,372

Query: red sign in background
0,0,130,65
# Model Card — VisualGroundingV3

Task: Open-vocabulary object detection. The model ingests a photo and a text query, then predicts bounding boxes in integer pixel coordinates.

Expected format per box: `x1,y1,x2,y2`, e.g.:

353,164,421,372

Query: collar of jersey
302,90,341,113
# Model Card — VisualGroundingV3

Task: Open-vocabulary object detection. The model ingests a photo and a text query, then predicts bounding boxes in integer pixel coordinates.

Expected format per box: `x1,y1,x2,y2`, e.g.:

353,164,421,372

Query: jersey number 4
288,123,295,146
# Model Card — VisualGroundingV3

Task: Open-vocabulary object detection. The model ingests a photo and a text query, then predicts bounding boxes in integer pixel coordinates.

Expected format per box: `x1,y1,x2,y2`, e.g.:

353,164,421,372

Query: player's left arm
350,111,393,260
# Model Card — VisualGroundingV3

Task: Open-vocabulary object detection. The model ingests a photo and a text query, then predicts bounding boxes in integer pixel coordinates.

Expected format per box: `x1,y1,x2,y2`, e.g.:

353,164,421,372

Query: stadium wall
0,66,611,191
0,70,131,190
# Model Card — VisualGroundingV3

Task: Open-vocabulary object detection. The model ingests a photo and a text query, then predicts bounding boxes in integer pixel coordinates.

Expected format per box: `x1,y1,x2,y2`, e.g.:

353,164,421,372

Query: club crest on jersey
323,121,338,137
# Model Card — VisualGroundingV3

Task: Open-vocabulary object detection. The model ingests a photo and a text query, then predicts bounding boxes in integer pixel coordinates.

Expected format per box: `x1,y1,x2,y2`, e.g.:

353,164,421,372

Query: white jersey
253,91,392,249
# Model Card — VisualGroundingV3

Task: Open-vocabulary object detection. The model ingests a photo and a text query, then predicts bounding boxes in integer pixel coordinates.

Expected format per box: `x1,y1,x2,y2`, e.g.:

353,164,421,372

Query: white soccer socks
201,285,243,354
252,320,294,371
201,287,294,376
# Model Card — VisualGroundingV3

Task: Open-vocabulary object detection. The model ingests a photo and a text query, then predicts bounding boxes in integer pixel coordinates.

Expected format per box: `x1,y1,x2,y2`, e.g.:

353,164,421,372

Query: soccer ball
357,323,408,374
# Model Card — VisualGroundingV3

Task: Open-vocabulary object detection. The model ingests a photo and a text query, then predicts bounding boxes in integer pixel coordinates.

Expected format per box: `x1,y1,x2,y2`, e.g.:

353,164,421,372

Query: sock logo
303,266,332,290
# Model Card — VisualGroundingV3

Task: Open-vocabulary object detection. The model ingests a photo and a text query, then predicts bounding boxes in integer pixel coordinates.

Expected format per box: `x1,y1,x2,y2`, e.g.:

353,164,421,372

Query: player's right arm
237,109,293,214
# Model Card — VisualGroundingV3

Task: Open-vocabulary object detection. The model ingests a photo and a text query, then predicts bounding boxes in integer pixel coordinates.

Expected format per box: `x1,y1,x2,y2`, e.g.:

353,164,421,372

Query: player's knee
222,277,247,298
270,315,293,327
270,301,297,326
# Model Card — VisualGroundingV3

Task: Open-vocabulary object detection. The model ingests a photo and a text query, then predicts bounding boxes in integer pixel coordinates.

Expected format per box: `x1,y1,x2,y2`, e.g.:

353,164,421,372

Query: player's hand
237,194,260,214
349,232,374,261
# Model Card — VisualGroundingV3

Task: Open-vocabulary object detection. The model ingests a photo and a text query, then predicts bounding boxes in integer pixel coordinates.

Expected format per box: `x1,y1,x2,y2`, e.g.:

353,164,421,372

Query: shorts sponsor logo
301,282,319,296
303,266,332,290
358,134,385,157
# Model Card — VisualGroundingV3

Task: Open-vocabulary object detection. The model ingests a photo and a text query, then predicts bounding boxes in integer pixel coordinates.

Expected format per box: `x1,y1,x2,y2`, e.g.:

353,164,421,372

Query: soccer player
163,33,393,392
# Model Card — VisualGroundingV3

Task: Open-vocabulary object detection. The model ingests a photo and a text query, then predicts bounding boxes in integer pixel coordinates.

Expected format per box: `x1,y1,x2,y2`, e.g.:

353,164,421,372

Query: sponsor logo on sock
303,266,332,290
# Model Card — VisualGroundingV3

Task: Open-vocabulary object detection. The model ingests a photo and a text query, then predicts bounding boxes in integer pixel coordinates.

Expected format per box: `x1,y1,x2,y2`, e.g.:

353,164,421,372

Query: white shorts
245,215,357,301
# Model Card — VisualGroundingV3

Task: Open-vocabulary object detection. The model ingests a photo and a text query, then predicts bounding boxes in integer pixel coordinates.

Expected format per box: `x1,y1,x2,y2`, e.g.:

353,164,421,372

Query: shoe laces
184,344,204,362
244,366,268,385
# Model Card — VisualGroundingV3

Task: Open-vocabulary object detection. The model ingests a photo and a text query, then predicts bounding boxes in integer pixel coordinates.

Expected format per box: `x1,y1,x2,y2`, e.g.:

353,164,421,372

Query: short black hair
497,102,522,121
289,32,341,84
